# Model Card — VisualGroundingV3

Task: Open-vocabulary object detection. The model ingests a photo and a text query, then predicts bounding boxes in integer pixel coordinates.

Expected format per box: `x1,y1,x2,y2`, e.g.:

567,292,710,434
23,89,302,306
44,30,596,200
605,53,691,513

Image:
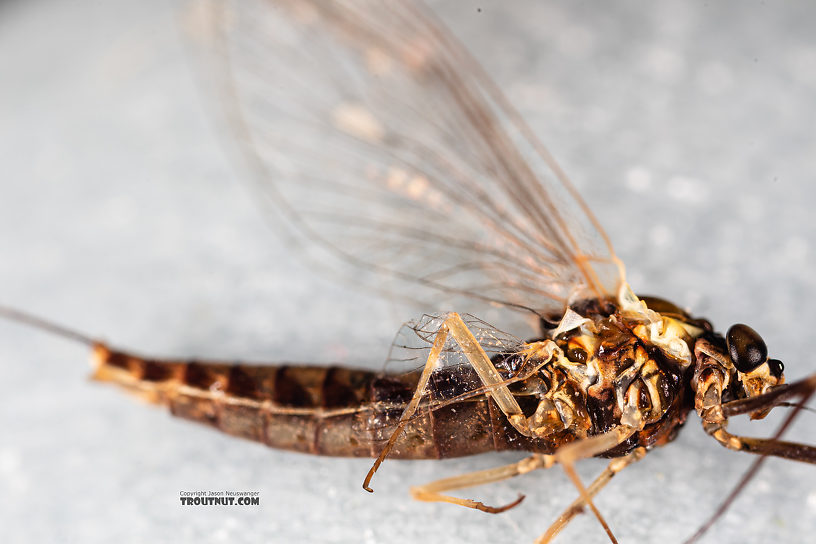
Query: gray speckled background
1,1,815,543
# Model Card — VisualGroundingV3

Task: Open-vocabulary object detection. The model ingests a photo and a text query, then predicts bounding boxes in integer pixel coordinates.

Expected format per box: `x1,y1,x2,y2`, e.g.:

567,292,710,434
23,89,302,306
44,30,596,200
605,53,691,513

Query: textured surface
1,1,816,543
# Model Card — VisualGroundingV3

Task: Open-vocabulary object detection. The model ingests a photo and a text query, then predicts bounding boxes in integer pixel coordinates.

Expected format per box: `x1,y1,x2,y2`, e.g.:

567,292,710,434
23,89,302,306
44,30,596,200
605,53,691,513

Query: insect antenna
0,304,99,347
684,374,816,543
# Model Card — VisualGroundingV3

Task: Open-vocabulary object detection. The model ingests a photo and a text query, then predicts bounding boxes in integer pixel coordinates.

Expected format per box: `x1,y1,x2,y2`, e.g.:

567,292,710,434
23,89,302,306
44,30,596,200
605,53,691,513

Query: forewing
196,0,623,318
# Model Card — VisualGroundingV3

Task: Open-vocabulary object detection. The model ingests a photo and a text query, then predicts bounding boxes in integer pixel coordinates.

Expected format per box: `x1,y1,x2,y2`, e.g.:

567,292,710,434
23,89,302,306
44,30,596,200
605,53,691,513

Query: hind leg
410,454,554,513
537,447,646,543
543,425,640,544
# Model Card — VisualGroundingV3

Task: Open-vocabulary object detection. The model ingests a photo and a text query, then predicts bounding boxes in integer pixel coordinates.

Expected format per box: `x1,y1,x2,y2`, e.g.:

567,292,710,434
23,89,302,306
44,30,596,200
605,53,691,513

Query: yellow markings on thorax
548,291,703,429
618,283,703,367
548,310,601,395
559,335,600,394
638,357,671,423
516,340,560,375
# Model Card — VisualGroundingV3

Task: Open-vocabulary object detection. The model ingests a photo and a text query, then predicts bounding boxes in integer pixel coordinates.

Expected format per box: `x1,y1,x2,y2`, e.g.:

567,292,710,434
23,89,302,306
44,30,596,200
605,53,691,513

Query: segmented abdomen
91,344,544,459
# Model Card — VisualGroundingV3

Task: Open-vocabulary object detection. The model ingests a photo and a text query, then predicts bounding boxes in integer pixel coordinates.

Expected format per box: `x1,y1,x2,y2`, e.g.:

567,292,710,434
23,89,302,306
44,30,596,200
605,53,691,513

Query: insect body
70,282,812,542
89,293,710,460
90,293,702,461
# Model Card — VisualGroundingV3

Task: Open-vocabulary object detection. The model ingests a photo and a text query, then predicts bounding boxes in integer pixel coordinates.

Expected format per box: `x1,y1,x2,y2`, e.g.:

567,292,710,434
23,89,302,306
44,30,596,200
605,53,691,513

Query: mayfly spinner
2,1,815,543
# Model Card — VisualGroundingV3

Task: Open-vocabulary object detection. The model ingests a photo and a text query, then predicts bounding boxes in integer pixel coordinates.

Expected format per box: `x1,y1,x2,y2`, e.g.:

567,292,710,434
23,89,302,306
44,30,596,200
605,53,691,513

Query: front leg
703,373,816,463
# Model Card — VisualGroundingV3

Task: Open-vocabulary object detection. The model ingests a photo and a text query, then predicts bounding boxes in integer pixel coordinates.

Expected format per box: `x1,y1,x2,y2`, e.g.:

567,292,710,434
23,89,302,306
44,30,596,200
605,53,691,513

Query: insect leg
683,373,816,544
703,373,816,463
363,312,541,492
363,318,450,492
537,447,647,544
444,312,541,436
410,454,554,513
551,425,640,544
704,424,816,463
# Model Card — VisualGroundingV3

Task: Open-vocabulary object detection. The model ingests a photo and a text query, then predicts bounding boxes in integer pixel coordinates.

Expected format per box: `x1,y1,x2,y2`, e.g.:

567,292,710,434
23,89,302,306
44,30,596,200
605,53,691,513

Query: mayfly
2,1,815,543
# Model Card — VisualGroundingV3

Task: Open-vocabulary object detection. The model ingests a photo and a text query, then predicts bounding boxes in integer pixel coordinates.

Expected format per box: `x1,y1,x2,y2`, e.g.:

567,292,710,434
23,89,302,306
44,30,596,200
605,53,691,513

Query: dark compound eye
768,358,785,379
726,324,768,373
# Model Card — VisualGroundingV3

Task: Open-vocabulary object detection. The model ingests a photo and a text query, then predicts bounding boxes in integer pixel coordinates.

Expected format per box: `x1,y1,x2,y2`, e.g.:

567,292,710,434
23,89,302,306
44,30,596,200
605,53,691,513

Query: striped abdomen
91,344,555,459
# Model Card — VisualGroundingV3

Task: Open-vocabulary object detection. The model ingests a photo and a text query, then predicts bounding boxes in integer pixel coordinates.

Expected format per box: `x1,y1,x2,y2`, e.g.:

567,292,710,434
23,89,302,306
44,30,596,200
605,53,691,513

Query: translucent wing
196,0,623,319
379,313,525,428
385,313,524,376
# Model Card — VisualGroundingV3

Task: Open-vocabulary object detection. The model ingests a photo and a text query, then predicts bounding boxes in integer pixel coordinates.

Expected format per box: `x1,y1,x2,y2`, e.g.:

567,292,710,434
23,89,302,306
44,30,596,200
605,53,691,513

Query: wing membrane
197,0,623,318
